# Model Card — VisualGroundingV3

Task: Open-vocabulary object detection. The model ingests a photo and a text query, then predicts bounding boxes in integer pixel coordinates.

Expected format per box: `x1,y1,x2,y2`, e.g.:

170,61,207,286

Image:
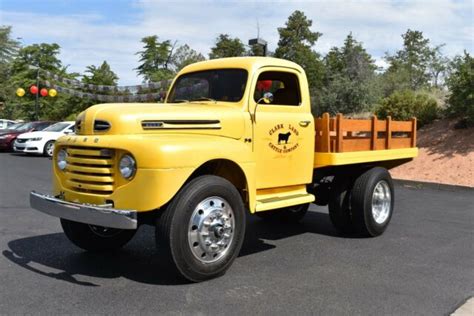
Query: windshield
43,122,70,132
167,69,248,103
16,122,35,132
6,122,25,130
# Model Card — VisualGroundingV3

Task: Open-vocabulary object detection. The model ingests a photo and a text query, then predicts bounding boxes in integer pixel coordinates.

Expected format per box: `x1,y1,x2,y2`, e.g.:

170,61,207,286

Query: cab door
251,68,315,189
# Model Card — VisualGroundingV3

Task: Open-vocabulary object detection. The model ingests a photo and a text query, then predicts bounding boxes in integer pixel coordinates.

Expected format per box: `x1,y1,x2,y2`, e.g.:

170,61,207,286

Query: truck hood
76,102,246,139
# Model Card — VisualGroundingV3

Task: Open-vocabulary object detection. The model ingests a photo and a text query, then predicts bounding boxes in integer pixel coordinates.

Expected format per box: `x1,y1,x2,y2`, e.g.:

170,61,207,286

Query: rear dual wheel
328,167,394,237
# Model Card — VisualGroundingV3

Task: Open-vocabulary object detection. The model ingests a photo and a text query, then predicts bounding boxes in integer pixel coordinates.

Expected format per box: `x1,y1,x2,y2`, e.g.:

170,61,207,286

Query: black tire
328,177,354,234
256,203,309,223
43,140,55,157
60,218,137,251
155,175,246,282
351,167,394,237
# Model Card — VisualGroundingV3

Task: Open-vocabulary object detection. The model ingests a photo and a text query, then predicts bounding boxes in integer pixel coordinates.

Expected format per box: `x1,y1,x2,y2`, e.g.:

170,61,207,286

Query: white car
0,119,16,129
14,121,75,157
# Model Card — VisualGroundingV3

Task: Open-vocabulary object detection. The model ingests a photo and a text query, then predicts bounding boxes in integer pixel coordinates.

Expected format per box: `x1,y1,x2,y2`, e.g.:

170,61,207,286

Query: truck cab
30,57,417,282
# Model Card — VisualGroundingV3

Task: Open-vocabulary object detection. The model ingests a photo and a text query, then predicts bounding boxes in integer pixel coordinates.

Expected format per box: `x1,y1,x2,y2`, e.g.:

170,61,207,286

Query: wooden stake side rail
314,113,417,153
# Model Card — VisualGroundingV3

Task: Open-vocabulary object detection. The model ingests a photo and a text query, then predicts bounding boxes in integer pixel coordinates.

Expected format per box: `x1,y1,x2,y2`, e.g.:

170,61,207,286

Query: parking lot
0,151,472,315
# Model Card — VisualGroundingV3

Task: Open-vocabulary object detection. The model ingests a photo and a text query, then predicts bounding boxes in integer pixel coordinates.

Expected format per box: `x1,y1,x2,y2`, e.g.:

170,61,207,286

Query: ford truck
30,57,418,282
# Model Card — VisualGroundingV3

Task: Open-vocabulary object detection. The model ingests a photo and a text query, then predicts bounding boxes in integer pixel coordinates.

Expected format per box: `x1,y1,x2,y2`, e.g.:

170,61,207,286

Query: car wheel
328,176,354,234
351,167,394,237
60,218,137,251
43,140,55,157
156,175,246,282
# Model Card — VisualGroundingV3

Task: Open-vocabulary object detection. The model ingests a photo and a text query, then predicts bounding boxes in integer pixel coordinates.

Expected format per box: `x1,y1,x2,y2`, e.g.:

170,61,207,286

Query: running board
255,192,315,212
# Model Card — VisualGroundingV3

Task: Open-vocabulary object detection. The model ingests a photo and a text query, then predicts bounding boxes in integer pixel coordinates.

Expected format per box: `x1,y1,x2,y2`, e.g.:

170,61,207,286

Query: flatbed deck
314,113,418,168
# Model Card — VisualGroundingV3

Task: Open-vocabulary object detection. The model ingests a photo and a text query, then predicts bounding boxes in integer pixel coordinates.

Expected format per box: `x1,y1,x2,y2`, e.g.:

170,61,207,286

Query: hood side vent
94,120,111,132
142,120,221,130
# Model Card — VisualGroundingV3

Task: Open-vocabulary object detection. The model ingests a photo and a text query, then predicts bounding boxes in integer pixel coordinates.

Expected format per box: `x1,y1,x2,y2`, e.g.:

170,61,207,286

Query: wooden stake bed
314,113,418,169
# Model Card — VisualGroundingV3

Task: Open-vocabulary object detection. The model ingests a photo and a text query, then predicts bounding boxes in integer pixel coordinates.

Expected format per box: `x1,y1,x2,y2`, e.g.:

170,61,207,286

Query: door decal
268,123,300,153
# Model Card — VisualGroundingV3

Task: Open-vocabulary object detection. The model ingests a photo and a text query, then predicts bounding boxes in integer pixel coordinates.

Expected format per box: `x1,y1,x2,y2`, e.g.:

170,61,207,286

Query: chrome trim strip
30,191,137,229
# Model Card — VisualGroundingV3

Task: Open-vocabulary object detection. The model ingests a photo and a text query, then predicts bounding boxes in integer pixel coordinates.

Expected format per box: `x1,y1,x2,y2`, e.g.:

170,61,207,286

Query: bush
376,90,439,127
445,52,474,127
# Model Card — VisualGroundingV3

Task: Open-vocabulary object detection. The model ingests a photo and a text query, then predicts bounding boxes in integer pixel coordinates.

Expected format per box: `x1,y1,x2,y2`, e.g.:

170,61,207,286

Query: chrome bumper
29,191,137,229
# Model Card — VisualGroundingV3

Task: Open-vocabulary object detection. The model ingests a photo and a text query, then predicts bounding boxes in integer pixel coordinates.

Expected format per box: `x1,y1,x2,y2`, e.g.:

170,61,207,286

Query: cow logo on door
268,123,299,153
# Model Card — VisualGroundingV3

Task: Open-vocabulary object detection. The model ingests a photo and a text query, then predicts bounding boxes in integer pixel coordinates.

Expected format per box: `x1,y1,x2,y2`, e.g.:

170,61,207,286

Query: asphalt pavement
0,152,473,315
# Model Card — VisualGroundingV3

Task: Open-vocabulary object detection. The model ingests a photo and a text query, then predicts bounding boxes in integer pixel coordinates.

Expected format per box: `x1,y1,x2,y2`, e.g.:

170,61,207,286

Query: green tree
136,36,175,82
274,10,324,89
83,61,119,86
383,29,434,93
7,43,74,120
172,44,205,72
316,33,380,115
209,34,245,59
376,90,439,127
445,52,474,127
0,26,20,118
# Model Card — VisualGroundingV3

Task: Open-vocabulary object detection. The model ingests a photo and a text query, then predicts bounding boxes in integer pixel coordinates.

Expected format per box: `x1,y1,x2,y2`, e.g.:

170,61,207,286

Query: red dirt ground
390,119,474,187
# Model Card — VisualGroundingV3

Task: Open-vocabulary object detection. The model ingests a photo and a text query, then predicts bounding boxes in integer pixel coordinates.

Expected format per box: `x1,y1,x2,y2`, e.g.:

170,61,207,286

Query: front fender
54,134,255,211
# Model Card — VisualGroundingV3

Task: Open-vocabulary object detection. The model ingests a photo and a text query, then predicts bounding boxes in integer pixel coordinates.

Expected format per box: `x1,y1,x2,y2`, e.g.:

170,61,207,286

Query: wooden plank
341,138,372,152
386,116,392,149
411,117,417,147
342,119,372,132
391,121,413,132
371,115,377,150
322,113,330,152
376,138,387,150
391,138,412,149
376,120,387,132
336,113,343,152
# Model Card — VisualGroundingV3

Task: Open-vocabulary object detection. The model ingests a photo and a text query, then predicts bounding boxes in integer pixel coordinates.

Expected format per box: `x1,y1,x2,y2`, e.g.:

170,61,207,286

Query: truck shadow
3,210,351,287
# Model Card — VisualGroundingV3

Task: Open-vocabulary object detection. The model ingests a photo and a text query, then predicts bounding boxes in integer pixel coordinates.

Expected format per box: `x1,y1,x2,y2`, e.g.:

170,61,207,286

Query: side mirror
253,92,274,123
64,129,73,135
257,92,274,104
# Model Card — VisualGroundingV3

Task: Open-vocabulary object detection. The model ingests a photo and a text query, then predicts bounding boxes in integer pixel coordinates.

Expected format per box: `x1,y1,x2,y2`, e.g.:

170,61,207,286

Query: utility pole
28,65,40,120
35,67,39,120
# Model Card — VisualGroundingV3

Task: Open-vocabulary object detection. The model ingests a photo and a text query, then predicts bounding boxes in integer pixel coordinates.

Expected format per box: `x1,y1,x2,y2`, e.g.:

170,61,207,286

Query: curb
393,179,473,192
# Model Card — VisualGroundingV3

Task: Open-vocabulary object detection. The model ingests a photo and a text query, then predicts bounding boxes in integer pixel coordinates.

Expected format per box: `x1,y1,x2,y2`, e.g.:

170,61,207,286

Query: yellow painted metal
255,184,315,212
314,147,419,168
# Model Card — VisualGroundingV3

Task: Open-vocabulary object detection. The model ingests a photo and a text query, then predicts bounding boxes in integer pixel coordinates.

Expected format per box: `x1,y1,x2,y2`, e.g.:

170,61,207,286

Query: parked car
0,121,56,151
0,119,16,129
14,121,75,157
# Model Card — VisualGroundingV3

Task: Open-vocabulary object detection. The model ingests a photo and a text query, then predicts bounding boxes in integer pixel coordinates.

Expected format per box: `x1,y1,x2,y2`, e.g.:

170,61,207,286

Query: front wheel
60,219,137,251
155,175,246,282
43,140,55,157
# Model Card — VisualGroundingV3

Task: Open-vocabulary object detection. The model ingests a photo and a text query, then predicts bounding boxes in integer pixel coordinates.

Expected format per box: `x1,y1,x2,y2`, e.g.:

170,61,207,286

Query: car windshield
167,69,248,103
43,122,70,132
6,122,25,130
16,122,35,132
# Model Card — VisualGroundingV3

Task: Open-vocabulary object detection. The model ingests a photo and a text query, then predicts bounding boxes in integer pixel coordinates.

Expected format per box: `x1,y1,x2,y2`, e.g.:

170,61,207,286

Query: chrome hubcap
188,196,235,263
46,143,54,156
371,180,391,224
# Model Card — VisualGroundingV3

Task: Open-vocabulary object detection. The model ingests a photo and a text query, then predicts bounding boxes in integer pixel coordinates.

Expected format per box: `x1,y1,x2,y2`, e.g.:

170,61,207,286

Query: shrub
376,90,439,127
445,52,474,127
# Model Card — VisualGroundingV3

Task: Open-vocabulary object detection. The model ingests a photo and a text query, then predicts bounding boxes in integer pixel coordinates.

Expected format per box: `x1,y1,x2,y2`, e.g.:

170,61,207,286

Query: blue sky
1,0,472,85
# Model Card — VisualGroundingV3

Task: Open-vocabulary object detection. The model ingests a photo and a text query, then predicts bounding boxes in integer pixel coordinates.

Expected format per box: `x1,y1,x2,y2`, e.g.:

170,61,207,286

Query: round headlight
119,154,136,179
57,148,67,170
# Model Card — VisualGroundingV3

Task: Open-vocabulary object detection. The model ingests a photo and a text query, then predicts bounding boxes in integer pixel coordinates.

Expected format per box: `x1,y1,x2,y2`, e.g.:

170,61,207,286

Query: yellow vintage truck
30,57,418,282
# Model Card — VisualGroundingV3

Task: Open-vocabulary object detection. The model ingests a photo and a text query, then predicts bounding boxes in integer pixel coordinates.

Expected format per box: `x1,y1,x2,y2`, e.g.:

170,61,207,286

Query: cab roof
179,57,304,75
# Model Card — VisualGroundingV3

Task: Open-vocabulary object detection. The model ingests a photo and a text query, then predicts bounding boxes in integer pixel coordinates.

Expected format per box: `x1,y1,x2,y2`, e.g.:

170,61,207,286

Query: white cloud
1,0,472,85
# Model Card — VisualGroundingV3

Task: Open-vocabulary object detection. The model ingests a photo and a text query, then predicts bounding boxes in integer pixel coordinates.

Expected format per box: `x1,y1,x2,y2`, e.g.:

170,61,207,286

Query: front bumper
14,141,41,153
30,191,137,229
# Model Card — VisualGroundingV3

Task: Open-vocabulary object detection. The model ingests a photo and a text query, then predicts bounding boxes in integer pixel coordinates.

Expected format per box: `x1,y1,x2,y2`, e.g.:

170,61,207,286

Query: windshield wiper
174,99,189,103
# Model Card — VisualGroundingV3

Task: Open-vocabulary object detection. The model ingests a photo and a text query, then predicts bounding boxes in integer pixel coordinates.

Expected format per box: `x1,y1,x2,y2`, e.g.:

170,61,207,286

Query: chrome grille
64,146,115,195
